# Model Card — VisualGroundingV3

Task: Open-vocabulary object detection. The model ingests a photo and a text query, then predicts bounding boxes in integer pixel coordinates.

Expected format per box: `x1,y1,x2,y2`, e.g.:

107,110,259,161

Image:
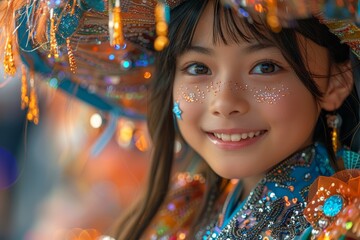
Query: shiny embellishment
27,70,40,125
21,66,29,110
109,0,124,46
4,35,16,75
323,195,343,217
326,113,342,153
54,4,83,45
210,145,334,239
318,218,329,228
173,101,182,120
304,169,360,239
154,1,170,51
66,38,77,73
48,9,59,59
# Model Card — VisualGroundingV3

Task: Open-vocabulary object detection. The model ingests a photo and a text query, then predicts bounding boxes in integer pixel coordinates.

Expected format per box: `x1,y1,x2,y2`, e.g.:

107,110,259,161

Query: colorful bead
323,195,343,217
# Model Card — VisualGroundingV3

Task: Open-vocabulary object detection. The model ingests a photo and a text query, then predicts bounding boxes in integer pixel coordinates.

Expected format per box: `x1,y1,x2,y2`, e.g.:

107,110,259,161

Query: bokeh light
49,77,59,89
120,59,132,70
108,54,115,61
133,130,150,152
143,71,152,79
90,113,103,129
117,120,134,148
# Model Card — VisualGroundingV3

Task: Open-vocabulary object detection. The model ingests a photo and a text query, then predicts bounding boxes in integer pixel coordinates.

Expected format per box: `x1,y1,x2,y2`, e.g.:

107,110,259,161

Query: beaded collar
202,144,335,240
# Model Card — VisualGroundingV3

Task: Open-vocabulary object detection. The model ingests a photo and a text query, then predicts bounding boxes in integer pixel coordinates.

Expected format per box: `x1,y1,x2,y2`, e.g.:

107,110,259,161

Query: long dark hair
114,0,359,239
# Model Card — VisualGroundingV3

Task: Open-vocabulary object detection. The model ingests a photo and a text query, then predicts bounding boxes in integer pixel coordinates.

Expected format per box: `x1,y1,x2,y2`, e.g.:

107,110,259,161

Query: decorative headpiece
1,0,360,123
222,0,360,58
0,0,186,124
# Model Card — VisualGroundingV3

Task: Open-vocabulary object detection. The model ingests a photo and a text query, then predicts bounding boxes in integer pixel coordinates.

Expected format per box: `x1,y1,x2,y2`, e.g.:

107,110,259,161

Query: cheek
261,85,320,128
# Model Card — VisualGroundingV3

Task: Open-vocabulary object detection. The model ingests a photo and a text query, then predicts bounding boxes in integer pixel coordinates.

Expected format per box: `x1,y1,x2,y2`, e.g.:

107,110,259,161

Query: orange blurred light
254,4,264,13
117,121,134,147
154,35,169,51
143,71,152,79
134,131,149,152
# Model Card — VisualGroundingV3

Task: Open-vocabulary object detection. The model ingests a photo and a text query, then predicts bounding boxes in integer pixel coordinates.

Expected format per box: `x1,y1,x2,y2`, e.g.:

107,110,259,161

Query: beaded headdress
1,0,360,123
1,0,186,122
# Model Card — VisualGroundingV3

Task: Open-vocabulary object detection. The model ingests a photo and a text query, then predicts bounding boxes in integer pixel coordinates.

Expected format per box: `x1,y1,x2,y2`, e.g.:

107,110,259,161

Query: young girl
110,0,360,239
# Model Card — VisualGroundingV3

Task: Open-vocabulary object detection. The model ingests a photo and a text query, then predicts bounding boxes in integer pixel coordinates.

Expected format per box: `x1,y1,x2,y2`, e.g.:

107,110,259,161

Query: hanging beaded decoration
154,0,170,51
21,65,29,110
27,69,40,125
109,0,124,46
3,35,16,75
48,8,59,59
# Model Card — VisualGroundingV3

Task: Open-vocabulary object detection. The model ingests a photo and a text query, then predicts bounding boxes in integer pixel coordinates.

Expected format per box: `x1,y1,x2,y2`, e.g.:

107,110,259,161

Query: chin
211,165,247,179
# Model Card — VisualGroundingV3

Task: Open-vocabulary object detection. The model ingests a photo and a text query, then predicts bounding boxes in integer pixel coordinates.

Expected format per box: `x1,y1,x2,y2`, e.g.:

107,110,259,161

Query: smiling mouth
211,130,266,142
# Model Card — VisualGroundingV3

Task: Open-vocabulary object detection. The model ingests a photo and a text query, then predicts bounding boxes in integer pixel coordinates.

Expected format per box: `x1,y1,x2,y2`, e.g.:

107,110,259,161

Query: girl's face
172,4,330,179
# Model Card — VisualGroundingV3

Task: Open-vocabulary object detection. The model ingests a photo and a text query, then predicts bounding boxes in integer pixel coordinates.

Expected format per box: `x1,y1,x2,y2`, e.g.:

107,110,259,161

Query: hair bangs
212,1,275,46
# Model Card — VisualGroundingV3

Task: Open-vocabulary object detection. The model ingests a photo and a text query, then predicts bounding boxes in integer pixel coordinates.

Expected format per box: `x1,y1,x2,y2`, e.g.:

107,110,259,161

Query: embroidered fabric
142,144,360,240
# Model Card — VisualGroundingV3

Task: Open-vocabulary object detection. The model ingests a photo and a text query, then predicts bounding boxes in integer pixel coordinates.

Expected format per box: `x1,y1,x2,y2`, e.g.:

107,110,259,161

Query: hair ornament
222,0,360,59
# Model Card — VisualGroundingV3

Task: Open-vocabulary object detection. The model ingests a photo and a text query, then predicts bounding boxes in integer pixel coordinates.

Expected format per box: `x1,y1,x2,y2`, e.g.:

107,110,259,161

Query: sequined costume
142,144,360,239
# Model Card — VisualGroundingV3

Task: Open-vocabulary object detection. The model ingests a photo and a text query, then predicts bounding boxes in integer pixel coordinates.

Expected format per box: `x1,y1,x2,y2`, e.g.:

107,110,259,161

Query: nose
209,81,249,118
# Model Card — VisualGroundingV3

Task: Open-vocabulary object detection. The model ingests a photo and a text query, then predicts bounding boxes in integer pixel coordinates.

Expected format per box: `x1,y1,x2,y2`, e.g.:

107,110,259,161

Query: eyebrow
185,42,277,55
243,42,277,53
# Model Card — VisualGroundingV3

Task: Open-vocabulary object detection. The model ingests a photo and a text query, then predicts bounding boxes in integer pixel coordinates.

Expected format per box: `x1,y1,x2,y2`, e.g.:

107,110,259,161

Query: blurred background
0,65,152,240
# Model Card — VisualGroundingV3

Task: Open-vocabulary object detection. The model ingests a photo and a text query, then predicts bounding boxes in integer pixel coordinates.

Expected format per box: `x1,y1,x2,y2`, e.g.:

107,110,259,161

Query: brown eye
251,61,280,74
186,63,211,75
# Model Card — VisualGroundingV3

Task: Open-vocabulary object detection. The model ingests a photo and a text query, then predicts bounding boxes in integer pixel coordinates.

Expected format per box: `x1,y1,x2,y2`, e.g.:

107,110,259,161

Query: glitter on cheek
250,84,291,104
175,81,290,105
178,84,207,103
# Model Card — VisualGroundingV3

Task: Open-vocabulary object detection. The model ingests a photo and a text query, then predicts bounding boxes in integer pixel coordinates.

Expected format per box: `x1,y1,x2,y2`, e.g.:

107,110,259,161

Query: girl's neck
240,175,264,202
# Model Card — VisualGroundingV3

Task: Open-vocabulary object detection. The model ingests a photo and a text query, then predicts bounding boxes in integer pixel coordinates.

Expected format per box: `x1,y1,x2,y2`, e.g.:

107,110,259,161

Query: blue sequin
323,195,343,217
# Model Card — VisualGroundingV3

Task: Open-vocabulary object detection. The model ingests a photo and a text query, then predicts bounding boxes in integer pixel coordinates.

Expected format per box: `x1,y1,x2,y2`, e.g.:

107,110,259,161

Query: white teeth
213,131,262,142
230,134,241,141
221,133,231,141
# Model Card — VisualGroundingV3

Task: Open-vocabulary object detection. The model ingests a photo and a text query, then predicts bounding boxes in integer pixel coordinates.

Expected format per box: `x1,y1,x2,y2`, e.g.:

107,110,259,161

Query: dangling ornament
326,113,342,154
266,0,281,32
21,65,29,110
48,8,59,59
109,0,124,46
27,70,39,125
66,38,77,73
3,35,16,75
154,0,170,51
